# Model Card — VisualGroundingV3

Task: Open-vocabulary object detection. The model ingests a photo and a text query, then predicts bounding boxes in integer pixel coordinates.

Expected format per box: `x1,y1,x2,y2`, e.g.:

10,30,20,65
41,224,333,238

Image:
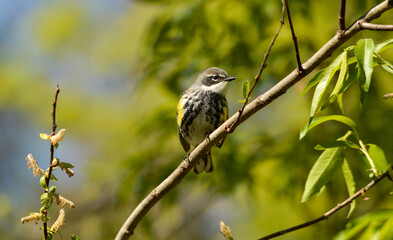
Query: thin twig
226,0,286,133
284,0,304,73
258,171,390,240
115,1,393,239
358,21,393,31
43,85,60,239
338,0,346,33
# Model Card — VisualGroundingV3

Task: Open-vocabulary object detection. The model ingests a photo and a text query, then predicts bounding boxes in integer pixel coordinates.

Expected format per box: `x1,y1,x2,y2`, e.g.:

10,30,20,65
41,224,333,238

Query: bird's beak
224,77,237,82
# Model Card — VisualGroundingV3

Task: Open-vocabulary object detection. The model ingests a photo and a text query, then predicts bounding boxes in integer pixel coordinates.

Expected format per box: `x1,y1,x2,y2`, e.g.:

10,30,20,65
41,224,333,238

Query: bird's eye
211,75,219,81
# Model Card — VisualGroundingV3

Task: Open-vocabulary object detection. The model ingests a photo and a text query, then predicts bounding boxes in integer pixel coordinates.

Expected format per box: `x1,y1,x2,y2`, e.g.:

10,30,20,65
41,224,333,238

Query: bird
177,67,236,173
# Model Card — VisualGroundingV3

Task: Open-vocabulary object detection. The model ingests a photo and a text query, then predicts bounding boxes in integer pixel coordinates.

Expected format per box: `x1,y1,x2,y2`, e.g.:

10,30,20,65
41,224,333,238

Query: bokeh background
1,0,393,239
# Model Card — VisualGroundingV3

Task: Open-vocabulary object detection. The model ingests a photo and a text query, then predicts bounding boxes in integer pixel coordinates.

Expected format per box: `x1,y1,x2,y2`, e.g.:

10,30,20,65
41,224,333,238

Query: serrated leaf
300,115,356,140
374,39,393,53
366,144,389,173
315,140,360,150
355,39,374,104
242,80,250,99
309,52,345,118
302,147,345,202
40,133,51,140
342,159,356,218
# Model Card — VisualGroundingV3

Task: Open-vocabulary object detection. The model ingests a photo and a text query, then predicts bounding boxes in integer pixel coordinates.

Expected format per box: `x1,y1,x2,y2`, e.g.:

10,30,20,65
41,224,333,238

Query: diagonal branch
284,0,304,73
115,1,393,239
258,170,391,240
227,0,286,132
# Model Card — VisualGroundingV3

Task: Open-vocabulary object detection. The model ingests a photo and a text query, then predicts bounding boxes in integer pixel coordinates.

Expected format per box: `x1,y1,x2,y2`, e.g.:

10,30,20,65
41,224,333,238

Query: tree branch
358,20,393,31
258,170,391,240
43,85,60,240
227,0,286,132
284,0,304,73
338,0,346,33
115,1,393,239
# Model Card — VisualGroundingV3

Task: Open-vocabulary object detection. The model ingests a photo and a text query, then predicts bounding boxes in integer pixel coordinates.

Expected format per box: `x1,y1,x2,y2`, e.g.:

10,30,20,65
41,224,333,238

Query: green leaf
309,52,345,118
40,193,48,200
334,210,393,240
302,69,324,94
40,176,47,189
338,64,358,95
315,140,360,150
374,53,393,75
323,50,348,110
374,39,393,53
48,186,57,195
302,147,345,202
59,162,75,169
71,234,81,240
50,174,58,181
381,64,393,75
300,115,356,140
242,80,250,99
337,93,344,113
355,39,374,104
342,159,356,218
366,144,389,173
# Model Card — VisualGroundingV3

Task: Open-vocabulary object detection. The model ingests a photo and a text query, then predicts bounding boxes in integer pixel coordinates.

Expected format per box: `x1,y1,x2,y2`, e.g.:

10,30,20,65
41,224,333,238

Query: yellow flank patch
177,96,185,126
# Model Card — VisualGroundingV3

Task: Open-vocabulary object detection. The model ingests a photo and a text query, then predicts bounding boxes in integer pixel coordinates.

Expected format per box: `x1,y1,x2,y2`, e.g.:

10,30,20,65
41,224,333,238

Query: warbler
177,67,236,173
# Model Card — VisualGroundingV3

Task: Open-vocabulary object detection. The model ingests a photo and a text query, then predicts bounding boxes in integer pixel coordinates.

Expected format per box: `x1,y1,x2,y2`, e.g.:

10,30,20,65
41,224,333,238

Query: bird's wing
178,125,190,152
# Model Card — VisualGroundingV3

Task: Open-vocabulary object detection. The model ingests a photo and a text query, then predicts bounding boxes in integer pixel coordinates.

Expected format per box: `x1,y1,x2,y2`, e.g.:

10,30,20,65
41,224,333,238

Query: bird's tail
194,151,213,174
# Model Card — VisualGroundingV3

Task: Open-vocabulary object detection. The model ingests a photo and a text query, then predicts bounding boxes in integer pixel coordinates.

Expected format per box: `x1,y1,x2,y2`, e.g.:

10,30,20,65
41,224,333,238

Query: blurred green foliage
1,0,393,239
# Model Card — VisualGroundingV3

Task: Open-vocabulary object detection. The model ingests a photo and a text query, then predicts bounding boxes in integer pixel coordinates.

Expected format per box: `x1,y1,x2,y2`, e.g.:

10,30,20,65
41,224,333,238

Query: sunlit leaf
303,69,324,94
338,63,358,95
58,162,74,169
315,140,359,150
242,80,250,99
325,50,348,109
342,159,356,218
302,147,345,202
355,39,374,104
40,176,47,189
374,39,393,53
374,53,393,75
366,144,389,173
300,115,356,140
40,133,51,140
309,52,345,118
